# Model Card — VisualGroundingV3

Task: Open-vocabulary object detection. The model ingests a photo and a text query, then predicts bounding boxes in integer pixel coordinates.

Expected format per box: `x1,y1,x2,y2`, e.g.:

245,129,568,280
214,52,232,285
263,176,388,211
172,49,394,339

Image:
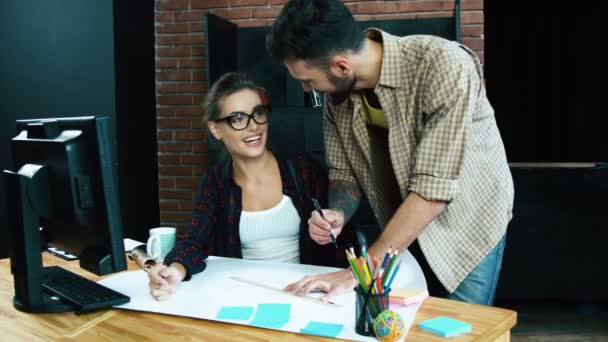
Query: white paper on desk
123,238,145,252
99,251,427,342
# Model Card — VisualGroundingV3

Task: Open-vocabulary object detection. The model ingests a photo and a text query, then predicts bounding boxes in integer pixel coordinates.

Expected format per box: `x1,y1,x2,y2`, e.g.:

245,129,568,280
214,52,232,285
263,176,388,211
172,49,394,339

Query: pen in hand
311,198,338,249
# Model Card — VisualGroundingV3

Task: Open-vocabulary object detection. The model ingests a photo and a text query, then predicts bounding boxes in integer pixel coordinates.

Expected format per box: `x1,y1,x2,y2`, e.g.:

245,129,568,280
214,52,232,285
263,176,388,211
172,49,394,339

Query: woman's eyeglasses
214,105,270,131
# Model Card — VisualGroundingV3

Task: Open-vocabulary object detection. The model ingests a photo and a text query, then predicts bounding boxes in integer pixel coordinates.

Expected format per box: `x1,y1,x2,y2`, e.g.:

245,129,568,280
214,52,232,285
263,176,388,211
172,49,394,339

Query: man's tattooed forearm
329,180,361,222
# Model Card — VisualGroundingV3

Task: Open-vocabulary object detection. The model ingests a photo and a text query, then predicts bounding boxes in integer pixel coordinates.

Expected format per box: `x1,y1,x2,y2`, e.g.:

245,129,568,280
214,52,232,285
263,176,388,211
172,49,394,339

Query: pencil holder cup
354,287,391,336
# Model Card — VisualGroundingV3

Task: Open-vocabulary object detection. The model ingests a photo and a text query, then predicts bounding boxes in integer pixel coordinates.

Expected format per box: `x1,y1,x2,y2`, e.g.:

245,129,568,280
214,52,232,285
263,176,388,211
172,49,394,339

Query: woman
148,72,335,300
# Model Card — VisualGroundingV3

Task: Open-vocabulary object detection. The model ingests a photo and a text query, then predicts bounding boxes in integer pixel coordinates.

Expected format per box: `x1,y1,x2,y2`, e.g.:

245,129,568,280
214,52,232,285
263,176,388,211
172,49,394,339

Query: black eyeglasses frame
213,105,270,131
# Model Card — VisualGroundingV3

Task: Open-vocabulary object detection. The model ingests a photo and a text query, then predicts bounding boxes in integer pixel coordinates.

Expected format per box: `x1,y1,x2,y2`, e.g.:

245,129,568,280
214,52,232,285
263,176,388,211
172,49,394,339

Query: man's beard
327,72,356,105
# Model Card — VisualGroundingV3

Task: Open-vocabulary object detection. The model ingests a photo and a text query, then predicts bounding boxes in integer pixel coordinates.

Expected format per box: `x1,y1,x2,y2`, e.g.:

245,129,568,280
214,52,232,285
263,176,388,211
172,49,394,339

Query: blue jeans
446,234,507,305
410,234,507,306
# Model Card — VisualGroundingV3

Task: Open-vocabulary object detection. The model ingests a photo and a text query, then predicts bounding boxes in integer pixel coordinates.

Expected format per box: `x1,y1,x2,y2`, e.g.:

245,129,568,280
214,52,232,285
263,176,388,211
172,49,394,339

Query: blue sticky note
250,303,291,329
418,316,472,337
300,321,344,338
216,306,254,321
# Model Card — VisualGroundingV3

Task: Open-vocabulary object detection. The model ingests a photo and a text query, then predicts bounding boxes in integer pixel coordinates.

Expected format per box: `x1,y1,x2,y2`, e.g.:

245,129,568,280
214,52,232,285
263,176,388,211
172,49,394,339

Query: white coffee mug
147,227,176,261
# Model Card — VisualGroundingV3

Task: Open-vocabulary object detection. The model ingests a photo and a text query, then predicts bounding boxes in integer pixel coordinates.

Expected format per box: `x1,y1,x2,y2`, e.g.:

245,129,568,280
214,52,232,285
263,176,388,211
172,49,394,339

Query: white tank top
239,195,301,263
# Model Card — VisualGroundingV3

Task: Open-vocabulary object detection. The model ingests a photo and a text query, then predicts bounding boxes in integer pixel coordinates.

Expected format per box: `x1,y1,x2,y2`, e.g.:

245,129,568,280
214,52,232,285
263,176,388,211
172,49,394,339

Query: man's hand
284,269,357,302
308,209,345,245
148,263,186,301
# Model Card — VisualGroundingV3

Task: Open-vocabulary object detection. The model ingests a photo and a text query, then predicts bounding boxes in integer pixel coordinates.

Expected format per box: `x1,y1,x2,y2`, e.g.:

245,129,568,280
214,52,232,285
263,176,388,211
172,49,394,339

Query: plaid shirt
165,153,335,280
324,29,514,292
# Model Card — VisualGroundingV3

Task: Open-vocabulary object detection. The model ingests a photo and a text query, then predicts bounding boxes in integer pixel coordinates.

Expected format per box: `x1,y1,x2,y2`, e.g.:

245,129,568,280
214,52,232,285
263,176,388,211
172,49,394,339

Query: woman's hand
148,263,187,301
308,209,345,245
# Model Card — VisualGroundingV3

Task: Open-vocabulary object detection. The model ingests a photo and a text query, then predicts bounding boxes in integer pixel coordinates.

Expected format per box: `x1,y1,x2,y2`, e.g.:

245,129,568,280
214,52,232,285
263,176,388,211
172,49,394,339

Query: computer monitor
3,116,127,313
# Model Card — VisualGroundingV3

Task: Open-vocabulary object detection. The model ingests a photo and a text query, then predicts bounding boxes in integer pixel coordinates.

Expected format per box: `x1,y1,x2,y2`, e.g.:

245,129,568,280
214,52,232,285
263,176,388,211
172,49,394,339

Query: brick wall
155,0,484,228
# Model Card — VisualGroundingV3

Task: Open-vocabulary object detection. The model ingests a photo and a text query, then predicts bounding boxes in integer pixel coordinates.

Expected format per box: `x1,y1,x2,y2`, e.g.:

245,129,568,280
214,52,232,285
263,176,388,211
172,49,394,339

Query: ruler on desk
229,276,342,309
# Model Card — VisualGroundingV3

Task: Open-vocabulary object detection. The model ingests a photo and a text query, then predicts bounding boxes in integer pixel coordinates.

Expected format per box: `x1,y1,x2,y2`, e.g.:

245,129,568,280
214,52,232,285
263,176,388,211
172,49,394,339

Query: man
267,0,514,305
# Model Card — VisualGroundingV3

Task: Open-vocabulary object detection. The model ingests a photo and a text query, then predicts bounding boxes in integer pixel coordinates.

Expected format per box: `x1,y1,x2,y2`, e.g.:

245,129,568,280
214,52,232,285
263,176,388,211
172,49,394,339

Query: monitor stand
4,164,73,313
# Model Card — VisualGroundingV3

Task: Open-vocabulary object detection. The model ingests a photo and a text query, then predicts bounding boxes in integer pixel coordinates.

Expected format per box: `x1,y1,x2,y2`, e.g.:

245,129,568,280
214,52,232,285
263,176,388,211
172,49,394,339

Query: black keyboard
41,266,130,312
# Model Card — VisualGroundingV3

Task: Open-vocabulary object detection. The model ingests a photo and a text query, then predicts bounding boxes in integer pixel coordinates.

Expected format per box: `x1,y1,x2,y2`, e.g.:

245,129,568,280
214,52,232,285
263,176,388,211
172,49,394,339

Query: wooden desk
0,255,516,341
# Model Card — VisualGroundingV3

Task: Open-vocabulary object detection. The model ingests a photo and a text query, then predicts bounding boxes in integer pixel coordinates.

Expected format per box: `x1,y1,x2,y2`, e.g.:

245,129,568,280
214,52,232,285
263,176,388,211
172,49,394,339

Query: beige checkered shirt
323,29,514,292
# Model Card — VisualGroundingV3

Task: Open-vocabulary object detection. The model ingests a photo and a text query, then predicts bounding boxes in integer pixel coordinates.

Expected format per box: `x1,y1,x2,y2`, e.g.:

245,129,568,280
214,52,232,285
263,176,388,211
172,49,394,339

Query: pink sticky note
389,288,429,306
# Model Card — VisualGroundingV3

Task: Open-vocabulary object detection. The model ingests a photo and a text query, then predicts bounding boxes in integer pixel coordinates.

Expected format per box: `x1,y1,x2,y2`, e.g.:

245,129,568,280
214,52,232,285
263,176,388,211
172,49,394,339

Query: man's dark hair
266,0,364,66
203,72,265,123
